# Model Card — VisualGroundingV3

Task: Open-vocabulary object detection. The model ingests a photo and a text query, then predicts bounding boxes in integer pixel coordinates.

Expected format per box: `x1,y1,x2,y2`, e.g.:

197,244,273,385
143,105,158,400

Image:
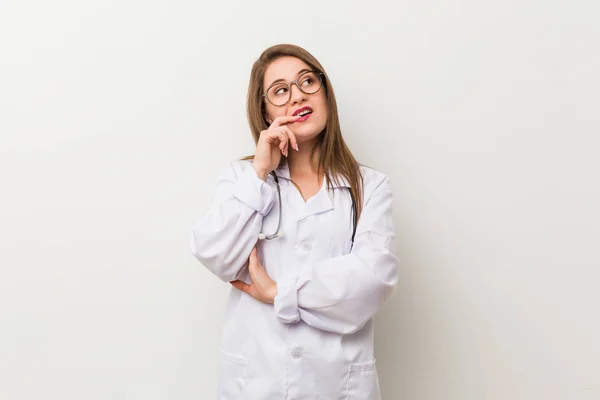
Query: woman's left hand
231,247,278,304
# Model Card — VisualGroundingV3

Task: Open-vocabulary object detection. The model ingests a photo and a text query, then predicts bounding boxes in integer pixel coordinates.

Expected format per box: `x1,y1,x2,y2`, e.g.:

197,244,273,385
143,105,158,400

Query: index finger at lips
271,115,300,128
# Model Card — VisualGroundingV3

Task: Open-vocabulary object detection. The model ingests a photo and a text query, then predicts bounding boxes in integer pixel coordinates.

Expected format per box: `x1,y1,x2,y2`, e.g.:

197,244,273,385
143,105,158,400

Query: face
263,56,328,144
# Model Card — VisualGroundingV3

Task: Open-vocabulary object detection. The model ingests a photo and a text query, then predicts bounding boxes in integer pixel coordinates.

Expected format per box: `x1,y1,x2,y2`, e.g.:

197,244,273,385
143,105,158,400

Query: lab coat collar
273,159,351,189
273,159,351,221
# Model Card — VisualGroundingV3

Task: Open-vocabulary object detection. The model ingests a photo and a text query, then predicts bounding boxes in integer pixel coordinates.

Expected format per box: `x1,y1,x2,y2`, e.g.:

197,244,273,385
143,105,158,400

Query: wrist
252,163,269,181
266,281,278,304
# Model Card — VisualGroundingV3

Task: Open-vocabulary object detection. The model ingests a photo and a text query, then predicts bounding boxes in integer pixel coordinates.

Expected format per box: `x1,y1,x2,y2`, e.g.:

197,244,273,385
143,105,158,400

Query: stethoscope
258,171,358,252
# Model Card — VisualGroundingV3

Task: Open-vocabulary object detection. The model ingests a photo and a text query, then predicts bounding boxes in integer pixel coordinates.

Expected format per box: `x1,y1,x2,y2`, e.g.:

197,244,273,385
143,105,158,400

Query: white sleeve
273,176,399,334
190,161,276,282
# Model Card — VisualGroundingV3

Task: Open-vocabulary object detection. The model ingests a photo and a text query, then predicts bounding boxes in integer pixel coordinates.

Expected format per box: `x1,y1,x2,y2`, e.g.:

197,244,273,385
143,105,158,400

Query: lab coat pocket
217,350,248,398
346,359,381,400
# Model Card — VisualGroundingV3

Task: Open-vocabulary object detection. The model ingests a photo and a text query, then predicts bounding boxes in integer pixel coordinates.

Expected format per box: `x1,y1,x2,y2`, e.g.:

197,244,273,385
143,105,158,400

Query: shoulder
209,159,256,186
359,165,393,201
224,159,254,178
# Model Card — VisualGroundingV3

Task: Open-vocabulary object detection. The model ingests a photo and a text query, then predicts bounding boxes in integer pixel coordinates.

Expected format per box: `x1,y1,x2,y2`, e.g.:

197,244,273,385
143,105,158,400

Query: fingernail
296,145,299,151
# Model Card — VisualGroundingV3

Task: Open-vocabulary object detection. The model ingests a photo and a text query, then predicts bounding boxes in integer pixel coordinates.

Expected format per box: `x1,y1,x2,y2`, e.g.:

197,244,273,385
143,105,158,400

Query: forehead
263,56,311,86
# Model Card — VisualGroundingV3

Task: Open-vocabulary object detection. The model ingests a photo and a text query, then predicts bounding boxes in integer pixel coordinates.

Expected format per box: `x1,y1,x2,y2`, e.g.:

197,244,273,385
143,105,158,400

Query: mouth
292,106,313,122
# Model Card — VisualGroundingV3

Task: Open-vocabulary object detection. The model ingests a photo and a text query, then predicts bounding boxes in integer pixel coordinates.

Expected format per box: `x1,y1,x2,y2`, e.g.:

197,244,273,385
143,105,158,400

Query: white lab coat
190,159,400,400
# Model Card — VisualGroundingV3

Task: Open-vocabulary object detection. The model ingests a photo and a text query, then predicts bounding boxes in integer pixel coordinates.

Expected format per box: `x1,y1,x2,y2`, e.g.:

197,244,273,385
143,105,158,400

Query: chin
293,120,326,137
294,126,324,143
297,134,323,146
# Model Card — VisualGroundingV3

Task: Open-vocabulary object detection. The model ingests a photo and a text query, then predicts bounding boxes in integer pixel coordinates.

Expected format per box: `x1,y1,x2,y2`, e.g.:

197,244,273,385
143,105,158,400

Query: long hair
245,44,364,219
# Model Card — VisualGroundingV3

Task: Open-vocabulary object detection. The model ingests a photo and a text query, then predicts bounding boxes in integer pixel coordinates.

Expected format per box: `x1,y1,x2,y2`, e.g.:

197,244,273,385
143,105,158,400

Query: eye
273,86,288,96
301,78,313,86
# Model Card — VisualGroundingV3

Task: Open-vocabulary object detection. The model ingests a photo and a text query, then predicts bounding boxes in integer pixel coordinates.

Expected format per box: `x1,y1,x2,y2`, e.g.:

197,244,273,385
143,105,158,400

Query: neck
287,138,320,175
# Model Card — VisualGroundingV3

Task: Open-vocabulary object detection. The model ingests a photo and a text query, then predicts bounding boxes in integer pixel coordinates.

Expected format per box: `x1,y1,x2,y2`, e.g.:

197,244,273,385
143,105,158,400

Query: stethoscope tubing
258,172,357,251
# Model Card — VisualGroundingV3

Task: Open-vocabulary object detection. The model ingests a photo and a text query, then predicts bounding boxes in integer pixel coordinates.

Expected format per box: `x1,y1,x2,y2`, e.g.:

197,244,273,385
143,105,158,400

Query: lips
292,106,313,117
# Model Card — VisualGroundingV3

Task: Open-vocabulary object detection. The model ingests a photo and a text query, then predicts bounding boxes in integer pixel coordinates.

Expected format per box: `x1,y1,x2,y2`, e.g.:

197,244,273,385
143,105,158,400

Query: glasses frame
262,71,325,107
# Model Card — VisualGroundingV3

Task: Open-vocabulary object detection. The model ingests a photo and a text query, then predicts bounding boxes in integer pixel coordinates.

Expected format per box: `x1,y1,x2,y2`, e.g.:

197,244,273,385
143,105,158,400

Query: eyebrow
268,68,312,88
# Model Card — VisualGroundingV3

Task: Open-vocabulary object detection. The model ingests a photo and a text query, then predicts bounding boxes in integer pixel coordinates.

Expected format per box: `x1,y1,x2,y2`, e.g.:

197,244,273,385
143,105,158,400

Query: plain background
1,1,599,399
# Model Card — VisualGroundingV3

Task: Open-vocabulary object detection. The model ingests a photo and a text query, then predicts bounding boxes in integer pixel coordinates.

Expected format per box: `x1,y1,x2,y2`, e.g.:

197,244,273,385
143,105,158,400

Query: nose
289,82,307,106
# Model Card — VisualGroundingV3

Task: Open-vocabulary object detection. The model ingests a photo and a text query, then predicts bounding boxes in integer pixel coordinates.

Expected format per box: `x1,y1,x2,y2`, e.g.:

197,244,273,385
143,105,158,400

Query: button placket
300,241,312,251
291,347,303,359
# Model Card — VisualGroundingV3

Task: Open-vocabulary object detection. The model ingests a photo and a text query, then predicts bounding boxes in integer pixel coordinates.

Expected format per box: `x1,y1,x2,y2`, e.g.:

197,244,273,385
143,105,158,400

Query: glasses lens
297,71,321,94
267,83,290,106
266,72,322,106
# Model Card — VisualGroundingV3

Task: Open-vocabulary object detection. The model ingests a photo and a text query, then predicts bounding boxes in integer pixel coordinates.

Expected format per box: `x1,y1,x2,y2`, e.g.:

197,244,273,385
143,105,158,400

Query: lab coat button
291,348,303,359
300,241,312,251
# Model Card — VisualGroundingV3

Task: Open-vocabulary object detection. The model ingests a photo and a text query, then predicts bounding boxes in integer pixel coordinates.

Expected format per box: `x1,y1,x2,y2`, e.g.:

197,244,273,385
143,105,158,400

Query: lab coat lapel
276,161,338,221
275,162,307,221
304,180,334,218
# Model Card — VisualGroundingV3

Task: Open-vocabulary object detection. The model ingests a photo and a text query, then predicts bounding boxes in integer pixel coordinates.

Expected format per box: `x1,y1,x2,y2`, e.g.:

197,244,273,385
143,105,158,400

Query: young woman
190,44,400,400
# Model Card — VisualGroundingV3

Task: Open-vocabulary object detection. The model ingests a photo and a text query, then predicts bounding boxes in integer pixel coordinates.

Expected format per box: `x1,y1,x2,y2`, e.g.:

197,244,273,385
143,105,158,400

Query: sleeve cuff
232,166,276,216
274,278,300,324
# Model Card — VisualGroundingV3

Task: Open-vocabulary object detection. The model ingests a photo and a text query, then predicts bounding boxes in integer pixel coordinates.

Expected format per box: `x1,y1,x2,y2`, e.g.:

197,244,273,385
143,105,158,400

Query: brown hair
244,44,364,219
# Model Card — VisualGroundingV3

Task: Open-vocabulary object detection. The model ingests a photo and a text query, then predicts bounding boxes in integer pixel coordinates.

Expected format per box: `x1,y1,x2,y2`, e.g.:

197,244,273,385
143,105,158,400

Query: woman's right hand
252,116,300,181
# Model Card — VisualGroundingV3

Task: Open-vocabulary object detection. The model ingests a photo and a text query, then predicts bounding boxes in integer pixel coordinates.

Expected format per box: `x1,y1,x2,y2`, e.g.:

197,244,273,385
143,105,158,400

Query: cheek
265,105,286,121
317,97,328,121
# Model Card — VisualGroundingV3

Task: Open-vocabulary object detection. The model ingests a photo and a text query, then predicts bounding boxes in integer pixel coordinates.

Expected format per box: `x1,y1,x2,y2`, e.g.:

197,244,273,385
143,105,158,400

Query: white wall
1,1,598,399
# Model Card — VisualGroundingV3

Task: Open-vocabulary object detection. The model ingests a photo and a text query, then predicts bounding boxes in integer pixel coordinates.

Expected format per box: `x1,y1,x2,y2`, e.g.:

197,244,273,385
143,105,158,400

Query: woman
190,44,400,400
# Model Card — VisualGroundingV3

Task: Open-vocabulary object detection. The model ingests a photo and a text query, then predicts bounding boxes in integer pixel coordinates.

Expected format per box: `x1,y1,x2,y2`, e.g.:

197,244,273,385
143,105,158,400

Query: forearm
190,163,276,282
190,200,264,282
273,175,399,334
274,247,399,334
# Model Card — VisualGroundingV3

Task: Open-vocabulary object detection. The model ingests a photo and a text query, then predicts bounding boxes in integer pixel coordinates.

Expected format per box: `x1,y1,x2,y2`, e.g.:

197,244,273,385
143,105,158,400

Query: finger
231,280,246,292
247,250,266,284
246,262,275,303
248,248,258,271
270,115,301,128
248,251,260,276
272,129,289,157
280,126,299,151
231,280,262,301
231,280,252,295
248,255,267,283
248,260,257,282
261,129,288,154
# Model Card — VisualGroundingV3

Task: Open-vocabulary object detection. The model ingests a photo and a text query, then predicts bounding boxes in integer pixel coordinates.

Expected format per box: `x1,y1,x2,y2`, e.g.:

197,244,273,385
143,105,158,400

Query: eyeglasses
263,71,324,107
